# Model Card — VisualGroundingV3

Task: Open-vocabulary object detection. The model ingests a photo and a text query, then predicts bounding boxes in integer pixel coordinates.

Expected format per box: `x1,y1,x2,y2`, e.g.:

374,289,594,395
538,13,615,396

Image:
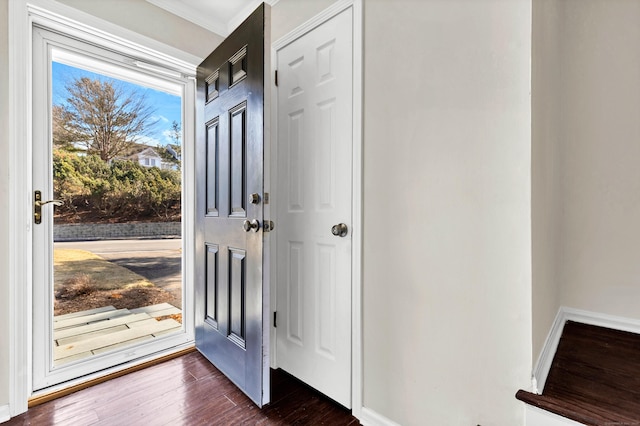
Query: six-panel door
195,3,269,407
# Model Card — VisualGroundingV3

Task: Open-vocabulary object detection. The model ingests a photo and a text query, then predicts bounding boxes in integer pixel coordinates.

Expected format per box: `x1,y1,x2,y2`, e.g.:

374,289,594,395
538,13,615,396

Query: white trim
261,3,273,407
9,0,198,413
270,0,363,418
28,0,199,68
145,0,228,36
533,306,640,393
8,0,33,416
268,44,279,372
351,0,364,418
0,404,10,423
359,407,402,426
272,0,355,51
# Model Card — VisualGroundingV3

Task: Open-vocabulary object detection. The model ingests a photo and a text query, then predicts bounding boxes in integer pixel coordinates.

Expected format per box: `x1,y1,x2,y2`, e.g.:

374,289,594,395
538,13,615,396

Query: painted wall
271,0,337,41
0,0,10,413
361,1,531,424
56,0,224,59
531,0,562,362
557,1,640,319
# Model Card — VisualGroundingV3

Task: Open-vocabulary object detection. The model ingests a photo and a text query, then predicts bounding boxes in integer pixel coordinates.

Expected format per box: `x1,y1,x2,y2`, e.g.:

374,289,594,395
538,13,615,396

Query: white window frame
8,0,198,415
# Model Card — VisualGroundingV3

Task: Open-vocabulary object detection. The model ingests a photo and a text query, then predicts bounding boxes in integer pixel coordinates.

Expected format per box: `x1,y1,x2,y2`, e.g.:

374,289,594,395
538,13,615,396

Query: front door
31,26,193,391
275,7,353,408
195,4,270,407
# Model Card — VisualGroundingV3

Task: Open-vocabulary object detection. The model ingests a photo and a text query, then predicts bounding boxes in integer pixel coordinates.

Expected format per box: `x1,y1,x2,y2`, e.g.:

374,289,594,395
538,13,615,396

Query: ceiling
146,0,279,37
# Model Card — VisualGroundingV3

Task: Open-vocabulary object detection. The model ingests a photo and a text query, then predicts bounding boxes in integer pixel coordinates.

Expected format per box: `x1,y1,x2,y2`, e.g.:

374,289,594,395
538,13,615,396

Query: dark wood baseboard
28,346,196,408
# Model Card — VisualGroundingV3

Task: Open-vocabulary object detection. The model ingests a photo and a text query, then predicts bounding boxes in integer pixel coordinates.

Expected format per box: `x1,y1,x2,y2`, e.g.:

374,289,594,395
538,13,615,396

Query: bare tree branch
53,77,157,162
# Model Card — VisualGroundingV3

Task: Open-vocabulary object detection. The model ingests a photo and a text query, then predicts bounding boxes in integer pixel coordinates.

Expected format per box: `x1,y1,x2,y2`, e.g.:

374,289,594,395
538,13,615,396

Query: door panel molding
195,3,270,407
8,0,198,415
271,0,363,416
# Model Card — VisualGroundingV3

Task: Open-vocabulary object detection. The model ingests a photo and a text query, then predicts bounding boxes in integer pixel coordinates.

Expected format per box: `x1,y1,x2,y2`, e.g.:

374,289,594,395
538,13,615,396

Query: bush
53,150,181,223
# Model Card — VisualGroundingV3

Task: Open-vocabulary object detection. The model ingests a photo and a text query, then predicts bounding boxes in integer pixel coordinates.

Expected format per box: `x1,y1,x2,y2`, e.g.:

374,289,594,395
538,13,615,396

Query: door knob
331,223,348,237
243,219,260,232
249,193,261,204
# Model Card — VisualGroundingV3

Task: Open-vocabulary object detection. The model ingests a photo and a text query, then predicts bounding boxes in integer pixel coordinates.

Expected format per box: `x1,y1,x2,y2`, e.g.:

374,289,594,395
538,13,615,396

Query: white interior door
275,7,353,408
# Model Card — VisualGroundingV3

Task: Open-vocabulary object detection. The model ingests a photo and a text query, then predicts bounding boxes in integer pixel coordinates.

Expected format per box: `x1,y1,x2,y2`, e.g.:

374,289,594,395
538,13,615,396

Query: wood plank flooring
5,351,359,425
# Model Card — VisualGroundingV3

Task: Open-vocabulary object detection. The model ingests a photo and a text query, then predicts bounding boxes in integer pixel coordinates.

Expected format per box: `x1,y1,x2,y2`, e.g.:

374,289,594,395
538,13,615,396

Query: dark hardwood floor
4,351,359,425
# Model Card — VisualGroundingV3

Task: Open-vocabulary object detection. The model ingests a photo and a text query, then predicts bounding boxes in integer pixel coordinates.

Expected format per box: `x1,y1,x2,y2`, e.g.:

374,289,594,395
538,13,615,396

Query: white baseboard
359,407,402,426
533,306,640,392
0,404,10,423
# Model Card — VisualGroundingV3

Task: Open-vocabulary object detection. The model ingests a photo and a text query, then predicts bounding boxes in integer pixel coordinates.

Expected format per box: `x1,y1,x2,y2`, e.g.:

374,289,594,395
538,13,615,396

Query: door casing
269,0,363,416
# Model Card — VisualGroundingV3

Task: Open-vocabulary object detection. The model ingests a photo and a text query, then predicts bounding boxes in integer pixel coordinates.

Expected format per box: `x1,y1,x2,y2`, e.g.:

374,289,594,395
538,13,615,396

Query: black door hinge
273,311,277,328
275,70,278,87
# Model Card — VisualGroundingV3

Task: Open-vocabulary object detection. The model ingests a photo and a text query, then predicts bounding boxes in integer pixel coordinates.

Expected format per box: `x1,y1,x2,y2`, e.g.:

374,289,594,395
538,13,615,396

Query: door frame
269,0,363,417
8,0,199,415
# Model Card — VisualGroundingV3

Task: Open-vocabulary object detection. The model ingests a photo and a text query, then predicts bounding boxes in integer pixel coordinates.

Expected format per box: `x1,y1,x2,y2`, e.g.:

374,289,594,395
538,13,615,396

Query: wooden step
54,312,153,340
54,319,182,359
517,320,640,425
54,308,132,330
54,306,117,321
131,303,181,318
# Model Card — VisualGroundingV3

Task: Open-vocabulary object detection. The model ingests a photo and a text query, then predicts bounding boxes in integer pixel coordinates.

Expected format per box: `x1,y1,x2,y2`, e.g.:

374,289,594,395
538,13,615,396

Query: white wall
56,0,224,59
0,0,10,413
557,1,640,318
361,1,531,424
271,0,336,41
531,0,562,362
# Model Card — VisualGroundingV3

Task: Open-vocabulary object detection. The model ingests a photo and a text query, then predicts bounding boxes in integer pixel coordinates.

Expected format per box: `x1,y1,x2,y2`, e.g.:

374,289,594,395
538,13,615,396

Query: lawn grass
54,249,153,291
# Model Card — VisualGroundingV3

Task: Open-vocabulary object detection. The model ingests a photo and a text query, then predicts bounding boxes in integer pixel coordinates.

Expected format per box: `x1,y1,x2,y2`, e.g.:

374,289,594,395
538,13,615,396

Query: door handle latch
263,220,275,233
34,190,63,224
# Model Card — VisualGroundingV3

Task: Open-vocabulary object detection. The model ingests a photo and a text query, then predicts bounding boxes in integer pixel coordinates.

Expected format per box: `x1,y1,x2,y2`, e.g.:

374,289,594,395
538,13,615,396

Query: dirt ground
53,249,176,316
54,286,177,316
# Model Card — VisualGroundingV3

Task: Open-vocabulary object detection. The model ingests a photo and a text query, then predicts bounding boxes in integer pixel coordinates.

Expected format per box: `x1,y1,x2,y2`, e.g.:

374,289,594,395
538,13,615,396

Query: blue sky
52,61,182,148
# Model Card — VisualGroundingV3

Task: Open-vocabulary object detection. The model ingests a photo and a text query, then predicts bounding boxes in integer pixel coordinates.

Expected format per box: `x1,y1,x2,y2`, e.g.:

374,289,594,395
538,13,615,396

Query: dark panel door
195,4,269,407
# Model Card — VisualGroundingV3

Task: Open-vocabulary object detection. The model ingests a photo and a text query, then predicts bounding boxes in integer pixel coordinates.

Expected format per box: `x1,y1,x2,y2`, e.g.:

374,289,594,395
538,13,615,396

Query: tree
53,77,157,162
159,120,182,169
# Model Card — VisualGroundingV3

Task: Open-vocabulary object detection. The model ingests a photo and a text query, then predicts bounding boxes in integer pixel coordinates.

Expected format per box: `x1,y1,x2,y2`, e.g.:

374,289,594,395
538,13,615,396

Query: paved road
55,239,183,308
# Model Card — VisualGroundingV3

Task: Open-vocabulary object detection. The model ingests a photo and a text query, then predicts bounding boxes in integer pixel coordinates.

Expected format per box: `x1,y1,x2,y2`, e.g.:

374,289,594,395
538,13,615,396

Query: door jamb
8,0,199,416
269,0,363,417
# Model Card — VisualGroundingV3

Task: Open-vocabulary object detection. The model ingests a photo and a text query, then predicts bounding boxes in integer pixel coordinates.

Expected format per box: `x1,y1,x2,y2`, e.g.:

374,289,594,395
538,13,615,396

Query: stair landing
53,303,182,365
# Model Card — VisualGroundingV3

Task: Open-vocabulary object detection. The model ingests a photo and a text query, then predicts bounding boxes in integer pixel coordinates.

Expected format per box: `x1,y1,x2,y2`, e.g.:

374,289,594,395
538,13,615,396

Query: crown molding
146,0,280,37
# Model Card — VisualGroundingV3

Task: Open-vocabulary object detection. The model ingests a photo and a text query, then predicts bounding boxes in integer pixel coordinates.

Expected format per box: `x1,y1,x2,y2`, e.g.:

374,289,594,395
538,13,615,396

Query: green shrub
53,150,181,222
